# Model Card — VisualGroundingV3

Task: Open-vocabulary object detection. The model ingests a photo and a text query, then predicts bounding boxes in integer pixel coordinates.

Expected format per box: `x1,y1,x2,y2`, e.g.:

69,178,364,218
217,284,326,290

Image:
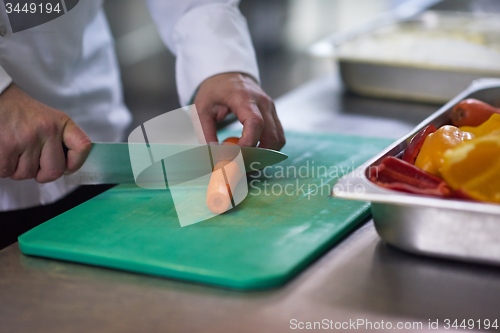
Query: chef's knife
64,143,288,185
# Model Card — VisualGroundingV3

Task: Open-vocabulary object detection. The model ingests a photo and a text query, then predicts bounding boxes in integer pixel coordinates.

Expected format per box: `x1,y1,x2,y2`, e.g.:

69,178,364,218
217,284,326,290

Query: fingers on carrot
451,99,500,127
207,160,244,214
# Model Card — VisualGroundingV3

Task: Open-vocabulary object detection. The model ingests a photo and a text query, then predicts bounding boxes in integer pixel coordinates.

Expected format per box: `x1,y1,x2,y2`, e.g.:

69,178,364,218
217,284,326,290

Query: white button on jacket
0,0,259,211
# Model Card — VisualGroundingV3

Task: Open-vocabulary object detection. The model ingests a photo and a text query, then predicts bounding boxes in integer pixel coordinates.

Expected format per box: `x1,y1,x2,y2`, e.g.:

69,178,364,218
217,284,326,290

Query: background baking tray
310,0,500,103
333,78,500,265
337,10,500,103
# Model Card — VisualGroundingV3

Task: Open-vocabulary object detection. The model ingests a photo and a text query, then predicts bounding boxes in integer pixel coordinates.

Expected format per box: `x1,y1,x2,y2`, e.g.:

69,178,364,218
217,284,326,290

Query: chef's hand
194,72,286,150
0,84,92,183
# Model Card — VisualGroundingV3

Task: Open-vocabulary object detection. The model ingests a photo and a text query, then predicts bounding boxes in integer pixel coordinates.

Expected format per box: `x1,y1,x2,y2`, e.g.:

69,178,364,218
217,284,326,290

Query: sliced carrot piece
207,160,244,214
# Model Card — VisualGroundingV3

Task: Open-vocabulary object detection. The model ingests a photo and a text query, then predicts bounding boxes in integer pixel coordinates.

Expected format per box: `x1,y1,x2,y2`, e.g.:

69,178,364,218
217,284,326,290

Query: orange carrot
451,99,500,127
207,160,244,214
222,136,240,145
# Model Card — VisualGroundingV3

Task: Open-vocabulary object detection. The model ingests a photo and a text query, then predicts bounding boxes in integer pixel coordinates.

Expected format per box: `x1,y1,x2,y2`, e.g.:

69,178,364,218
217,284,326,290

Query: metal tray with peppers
333,78,500,266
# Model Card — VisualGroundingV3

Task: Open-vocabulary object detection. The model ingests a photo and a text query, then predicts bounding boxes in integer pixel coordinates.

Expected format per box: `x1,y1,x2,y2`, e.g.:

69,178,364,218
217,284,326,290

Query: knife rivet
0,25,7,37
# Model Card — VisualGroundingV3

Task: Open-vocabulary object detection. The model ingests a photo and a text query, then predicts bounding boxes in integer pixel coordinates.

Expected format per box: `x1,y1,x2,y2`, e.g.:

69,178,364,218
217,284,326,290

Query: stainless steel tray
338,60,500,104
333,78,500,265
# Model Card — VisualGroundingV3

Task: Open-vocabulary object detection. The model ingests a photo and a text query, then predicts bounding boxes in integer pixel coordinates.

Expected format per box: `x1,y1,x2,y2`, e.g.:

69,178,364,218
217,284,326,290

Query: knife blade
64,143,288,185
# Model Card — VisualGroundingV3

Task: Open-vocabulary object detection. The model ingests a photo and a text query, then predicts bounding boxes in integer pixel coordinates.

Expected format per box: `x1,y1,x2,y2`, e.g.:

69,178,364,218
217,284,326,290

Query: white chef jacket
0,0,259,211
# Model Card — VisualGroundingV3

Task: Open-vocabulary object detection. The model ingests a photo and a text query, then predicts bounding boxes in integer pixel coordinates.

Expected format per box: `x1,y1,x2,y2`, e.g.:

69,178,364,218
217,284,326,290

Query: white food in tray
336,11,500,73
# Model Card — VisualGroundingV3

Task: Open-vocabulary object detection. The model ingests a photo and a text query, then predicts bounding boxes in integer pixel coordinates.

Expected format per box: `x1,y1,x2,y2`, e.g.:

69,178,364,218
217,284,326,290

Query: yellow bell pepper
459,113,500,138
441,135,500,204
414,125,475,177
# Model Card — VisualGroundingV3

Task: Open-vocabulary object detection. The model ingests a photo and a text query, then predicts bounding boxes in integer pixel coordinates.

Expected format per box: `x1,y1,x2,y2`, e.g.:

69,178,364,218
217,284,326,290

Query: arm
146,0,285,150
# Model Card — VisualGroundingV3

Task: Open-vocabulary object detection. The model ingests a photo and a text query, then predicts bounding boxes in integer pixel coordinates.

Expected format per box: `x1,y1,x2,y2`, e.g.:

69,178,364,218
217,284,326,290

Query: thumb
62,119,92,174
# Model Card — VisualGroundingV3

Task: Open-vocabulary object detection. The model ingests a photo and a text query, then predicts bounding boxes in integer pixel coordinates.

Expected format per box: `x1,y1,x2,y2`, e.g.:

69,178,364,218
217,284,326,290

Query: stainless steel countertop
2,75,500,332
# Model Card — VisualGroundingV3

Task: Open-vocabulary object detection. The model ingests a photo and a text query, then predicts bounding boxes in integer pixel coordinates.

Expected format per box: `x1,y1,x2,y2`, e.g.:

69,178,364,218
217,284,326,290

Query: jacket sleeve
0,65,12,94
145,0,260,106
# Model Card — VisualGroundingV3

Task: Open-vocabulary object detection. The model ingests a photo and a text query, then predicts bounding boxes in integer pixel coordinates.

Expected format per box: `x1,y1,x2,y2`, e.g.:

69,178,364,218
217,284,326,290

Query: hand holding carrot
194,73,285,150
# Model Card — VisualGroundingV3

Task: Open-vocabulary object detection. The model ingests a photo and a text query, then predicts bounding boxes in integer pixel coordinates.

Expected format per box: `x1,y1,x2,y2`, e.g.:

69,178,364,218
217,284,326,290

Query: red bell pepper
370,156,452,198
402,124,437,164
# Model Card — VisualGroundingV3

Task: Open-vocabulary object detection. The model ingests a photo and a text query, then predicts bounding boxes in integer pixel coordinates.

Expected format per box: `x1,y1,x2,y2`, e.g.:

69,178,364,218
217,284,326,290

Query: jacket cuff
171,3,260,106
0,66,12,94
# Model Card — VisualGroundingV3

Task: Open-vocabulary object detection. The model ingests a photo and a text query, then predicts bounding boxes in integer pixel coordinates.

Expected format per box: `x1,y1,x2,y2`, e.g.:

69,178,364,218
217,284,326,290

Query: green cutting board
19,131,392,289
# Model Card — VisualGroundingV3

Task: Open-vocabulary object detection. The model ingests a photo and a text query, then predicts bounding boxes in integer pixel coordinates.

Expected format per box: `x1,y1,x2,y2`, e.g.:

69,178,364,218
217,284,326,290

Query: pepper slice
402,124,437,164
441,135,500,204
414,125,475,177
459,113,500,138
370,157,453,198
